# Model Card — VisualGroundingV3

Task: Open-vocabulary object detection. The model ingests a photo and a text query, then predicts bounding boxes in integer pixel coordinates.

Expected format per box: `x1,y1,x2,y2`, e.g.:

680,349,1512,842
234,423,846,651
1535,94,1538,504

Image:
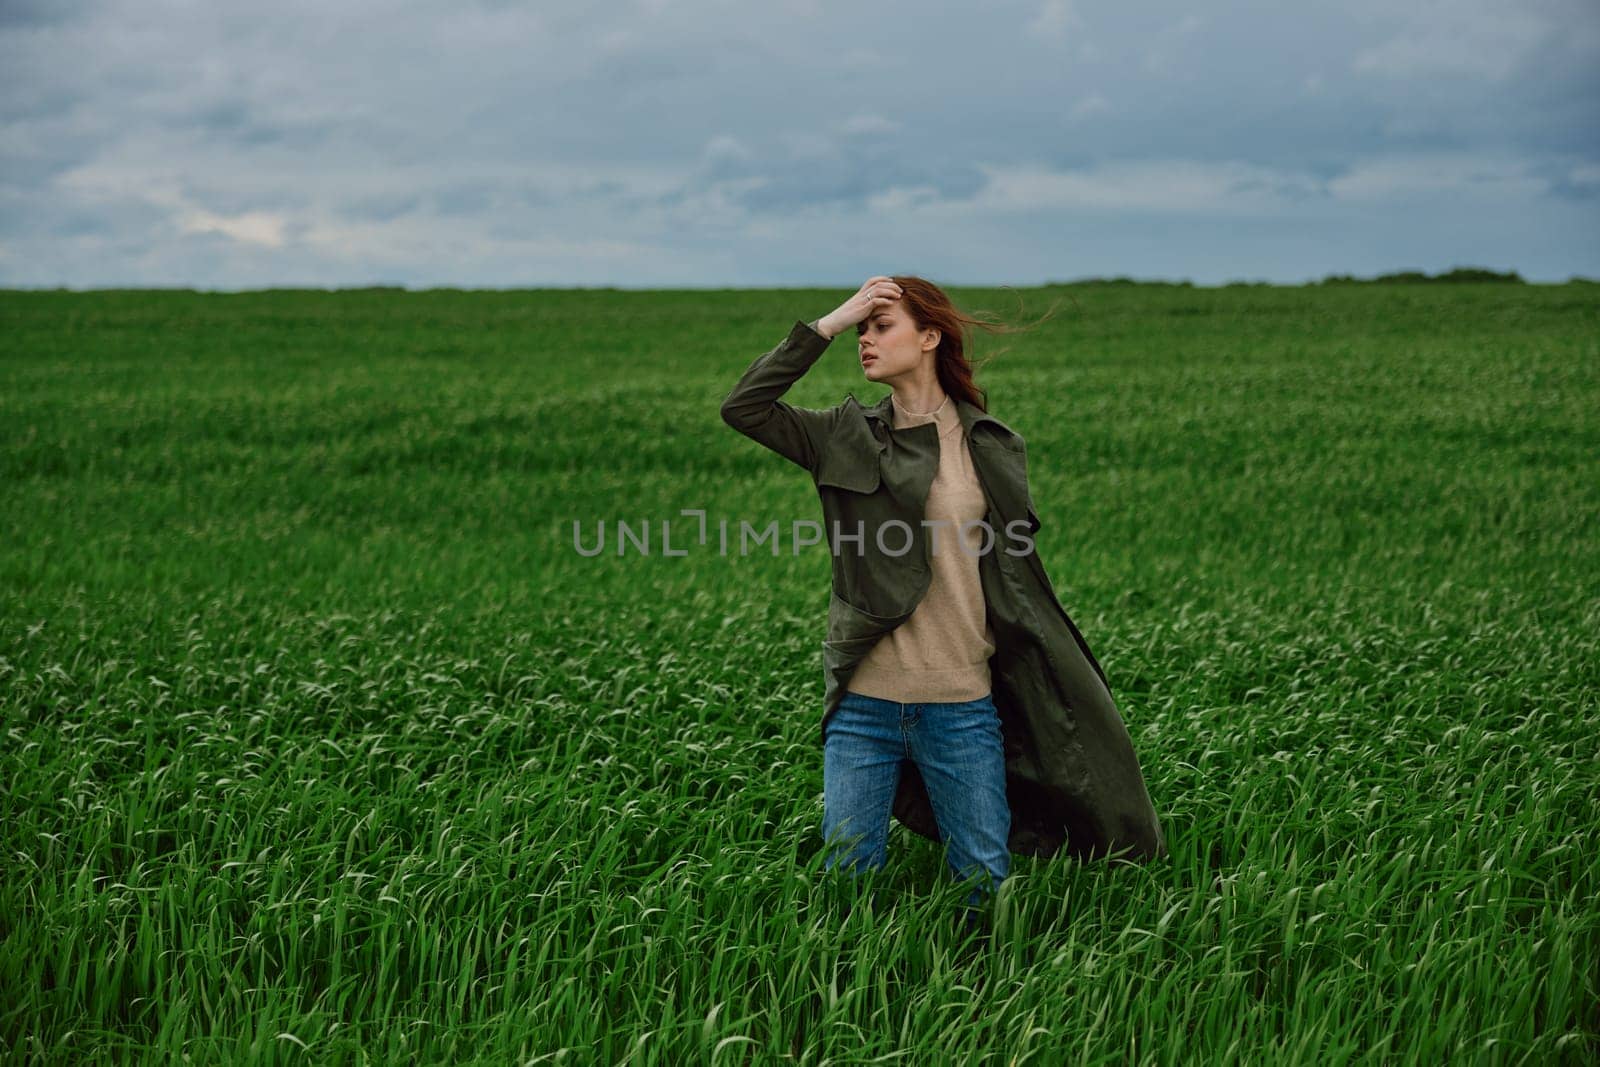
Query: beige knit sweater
845,392,997,704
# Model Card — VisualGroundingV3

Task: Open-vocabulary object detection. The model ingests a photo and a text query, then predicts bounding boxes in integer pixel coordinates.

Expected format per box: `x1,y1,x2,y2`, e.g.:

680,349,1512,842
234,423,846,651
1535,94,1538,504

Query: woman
720,276,1166,923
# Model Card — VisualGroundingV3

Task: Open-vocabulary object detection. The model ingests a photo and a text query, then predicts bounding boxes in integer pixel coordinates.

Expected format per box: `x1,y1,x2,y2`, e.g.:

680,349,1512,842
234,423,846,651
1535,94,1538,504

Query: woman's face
857,301,939,383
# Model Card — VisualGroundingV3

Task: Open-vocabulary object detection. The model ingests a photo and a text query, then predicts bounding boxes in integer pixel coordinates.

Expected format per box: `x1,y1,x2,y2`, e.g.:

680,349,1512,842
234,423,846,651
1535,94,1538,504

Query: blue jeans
821,689,1011,909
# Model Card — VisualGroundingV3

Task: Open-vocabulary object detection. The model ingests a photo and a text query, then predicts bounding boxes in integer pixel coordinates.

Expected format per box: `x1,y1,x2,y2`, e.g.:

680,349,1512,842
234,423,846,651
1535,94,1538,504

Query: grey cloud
0,0,101,28
743,159,987,213
335,176,574,225
1534,160,1600,202
168,180,310,217
0,128,103,186
666,131,989,215
431,179,498,217
178,98,349,151
588,48,697,93
1,0,1595,287
1222,175,1329,204
341,190,425,222
0,82,89,123
0,184,168,244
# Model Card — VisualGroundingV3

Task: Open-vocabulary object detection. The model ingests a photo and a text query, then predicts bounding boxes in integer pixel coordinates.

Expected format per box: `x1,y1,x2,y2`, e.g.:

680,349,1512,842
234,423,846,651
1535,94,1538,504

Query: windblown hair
886,277,1071,412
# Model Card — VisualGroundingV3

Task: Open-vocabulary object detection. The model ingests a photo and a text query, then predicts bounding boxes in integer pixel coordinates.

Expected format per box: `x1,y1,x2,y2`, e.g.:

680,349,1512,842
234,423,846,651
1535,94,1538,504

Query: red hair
887,276,1070,412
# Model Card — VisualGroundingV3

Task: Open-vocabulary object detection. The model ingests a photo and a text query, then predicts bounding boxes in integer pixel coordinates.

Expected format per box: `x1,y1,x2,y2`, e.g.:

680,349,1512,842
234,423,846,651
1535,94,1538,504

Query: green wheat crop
2,282,1596,1064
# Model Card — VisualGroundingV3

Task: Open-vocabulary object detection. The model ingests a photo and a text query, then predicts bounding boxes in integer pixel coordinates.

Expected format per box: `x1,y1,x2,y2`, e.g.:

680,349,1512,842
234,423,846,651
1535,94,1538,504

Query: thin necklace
893,393,949,419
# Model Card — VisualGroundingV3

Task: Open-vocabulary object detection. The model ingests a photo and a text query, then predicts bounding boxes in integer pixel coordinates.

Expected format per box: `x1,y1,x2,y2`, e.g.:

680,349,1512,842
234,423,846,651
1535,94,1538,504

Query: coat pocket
825,587,902,650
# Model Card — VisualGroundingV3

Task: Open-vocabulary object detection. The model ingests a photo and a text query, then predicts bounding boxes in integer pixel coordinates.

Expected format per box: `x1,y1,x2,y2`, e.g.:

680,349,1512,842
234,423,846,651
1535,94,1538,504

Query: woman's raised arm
718,277,902,474
719,318,840,474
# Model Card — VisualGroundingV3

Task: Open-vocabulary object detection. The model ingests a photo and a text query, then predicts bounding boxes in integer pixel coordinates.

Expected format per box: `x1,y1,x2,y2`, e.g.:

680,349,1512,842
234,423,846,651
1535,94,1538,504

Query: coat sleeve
719,318,839,475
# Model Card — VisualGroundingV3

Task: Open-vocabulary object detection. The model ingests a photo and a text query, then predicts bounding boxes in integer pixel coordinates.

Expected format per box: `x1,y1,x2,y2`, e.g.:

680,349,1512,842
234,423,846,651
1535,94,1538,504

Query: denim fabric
821,689,1011,909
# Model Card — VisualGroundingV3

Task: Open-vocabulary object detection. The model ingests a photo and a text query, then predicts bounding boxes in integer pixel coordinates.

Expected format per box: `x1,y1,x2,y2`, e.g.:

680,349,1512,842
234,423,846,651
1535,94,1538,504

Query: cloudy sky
3,0,1597,289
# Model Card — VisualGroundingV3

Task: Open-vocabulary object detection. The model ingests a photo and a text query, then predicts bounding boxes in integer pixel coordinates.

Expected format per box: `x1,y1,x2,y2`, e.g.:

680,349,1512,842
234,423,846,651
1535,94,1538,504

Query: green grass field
2,283,1596,1064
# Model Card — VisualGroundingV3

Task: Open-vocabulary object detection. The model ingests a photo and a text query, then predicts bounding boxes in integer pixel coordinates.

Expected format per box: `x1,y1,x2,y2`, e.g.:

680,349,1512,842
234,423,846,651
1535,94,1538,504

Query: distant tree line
1311,267,1525,285
1045,266,1600,287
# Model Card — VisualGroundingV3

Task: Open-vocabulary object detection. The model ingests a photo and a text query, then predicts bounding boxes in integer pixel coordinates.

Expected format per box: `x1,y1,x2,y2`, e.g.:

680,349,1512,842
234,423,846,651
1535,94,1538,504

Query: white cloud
295,211,656,266
839,114,901,137
177,208,288,248
1350,1,1552,82
1028,0,1083,40
703,134,753,165
1070,91,1110,119
1142,13,1203,74
863,184,944,213
3,1,1596,286
1326,155,1550,200
1568,162,1600,189
653,175,771,230
963,158,1324,216
777,131,836,160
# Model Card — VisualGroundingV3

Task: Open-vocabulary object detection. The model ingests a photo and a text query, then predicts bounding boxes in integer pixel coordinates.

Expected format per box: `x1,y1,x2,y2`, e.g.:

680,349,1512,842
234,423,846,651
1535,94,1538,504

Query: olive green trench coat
720,319,1167,863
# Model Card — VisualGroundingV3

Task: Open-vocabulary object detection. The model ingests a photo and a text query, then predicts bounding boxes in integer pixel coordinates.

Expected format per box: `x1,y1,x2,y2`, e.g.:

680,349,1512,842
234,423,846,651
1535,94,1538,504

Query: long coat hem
722,318,1169,864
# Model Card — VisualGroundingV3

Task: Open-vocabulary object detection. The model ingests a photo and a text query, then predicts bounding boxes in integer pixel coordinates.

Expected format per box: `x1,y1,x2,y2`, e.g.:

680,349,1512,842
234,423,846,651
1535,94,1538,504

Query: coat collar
859,391,1020,443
